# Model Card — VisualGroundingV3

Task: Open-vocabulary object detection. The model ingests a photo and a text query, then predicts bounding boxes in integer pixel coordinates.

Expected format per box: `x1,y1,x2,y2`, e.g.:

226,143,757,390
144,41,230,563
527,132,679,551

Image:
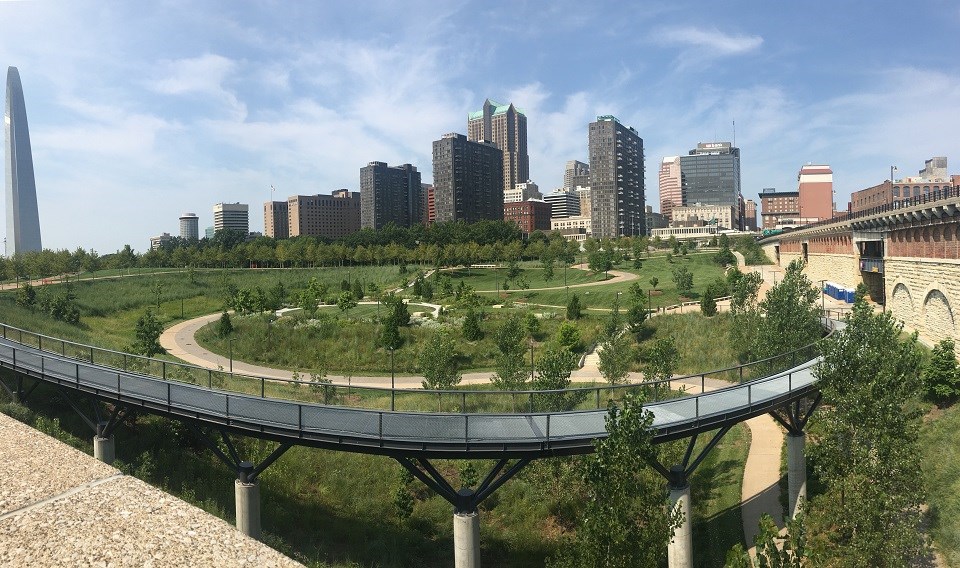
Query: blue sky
2,0,959,253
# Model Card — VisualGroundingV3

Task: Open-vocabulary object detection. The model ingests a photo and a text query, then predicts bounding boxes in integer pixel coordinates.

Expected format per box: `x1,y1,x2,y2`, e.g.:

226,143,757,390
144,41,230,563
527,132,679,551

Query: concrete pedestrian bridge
0,318,839,568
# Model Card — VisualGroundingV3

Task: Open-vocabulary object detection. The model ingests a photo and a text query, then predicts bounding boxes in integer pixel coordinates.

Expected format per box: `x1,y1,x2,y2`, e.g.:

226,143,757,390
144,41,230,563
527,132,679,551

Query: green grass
495,254,726,311
442,265,606,291
638,313,740,377
691,423,750,566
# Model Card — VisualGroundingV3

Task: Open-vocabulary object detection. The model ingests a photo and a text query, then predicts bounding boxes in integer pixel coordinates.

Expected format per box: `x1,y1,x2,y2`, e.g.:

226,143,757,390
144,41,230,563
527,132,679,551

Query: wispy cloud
656,26,763,56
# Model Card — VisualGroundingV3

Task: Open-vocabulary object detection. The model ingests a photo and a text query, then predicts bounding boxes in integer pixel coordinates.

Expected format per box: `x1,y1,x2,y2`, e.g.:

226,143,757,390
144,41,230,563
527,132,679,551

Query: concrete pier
235,461,261,540
453,510,481,568
92,435,114,464
668,475,692,568
787,432,807,519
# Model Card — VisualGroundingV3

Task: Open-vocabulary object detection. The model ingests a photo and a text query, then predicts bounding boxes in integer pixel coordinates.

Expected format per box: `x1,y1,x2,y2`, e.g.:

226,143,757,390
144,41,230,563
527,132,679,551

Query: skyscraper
5,67,42,255
432,133,504,224
179,212,199,240
213,202,249,235
467,99,528,192
679,142,742,228
263,201,289,239
658,156,682,221
359,162,423,230
588,116,645,238
563,160,590,191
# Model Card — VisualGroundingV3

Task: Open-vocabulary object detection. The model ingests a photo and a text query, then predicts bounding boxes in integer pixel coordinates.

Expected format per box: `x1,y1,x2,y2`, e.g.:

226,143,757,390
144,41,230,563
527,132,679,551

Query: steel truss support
0,370,40,403
396,457,531,568
769,394,822,518
188,424,291,540
51,386,130,464
648,425,732,568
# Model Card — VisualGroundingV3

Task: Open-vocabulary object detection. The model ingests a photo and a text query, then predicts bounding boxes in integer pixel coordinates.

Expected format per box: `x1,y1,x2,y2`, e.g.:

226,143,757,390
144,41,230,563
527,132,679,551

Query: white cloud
148,53,247,120
656,26,763,56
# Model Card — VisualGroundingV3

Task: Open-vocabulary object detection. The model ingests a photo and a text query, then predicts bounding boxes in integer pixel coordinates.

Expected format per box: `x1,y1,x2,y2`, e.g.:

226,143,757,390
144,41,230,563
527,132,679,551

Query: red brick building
503,199,551,234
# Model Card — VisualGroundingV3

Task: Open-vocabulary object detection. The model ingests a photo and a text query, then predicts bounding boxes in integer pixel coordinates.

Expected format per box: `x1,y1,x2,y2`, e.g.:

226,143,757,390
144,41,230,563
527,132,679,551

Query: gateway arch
5,66,42,255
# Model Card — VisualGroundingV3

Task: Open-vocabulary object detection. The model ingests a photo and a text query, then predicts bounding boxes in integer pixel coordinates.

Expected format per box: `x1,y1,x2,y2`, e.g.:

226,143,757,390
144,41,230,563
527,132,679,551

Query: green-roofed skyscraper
467,99,528,193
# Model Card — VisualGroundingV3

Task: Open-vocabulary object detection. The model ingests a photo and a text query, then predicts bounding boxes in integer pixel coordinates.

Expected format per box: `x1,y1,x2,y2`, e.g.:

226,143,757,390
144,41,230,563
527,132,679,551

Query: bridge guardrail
0,311,843,415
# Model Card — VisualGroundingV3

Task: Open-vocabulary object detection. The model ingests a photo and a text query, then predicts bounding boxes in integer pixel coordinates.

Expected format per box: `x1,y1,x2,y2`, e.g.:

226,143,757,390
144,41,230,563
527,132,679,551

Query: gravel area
0,413,303,567
0,413,118,515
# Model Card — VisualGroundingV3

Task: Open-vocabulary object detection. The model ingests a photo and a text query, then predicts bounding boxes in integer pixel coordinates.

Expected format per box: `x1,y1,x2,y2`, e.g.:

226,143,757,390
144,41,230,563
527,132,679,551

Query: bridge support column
93,422,115,464
235,461,261,540
668,466,692,568
453,504,481,568
787,432,806,519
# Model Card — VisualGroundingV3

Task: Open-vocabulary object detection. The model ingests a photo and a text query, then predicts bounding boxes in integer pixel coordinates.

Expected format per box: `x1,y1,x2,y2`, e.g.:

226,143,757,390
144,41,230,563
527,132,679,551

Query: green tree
420,330,461,390
604,294,622,339
566,293,583,320
729,271,763,362
649,276,659,290
337,291,358,312
15,282,36,308
924,338,960,402
352,279,365,300
672,265,694,296
541,256,555,281
549,391,679,567
462,308,483,341
700,283,718,316
525,311,541,338
153,281,163,308
215,311,233,338
492,314,528,390
132,309,165,356
554,321,582,354
588,249,613,276
749,260,820,369
726,511,807,568
808,288,929,566
532,344,578,411
597,331,632,385
641,337,679,383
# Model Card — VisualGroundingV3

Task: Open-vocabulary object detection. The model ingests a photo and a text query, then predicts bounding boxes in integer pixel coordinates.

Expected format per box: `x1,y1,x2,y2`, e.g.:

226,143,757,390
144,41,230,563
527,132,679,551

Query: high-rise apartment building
432,133,504,224
288,190,360,240
563,160,590,191
744,199,757,231
5,66,42,255
659,156,683,221
213,202,249,235
467,99,528,192
179,212,199,240
359,162,423,230
504,181,541,203
797,164,834,222
424,184,436,225
576,186,592,217
263,201,289,239
588,116,645,238
543,189,580,218
680,142,742,228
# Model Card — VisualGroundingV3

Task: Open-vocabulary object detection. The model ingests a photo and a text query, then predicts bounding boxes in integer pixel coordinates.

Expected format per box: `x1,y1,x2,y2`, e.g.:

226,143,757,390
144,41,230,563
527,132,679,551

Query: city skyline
0,1,959,252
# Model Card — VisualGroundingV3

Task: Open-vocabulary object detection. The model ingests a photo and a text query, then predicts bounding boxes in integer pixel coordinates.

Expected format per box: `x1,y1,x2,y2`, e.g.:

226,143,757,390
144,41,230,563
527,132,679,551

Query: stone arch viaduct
761,191,960,347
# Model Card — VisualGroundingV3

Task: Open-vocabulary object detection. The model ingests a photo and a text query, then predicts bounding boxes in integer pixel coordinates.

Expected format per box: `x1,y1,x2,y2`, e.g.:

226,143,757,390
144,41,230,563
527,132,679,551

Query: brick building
287,189,361,240
503,199,551,235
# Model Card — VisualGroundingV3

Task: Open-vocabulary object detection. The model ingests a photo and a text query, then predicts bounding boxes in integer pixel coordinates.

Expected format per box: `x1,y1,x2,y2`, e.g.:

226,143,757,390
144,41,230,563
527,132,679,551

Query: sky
2,0,960,254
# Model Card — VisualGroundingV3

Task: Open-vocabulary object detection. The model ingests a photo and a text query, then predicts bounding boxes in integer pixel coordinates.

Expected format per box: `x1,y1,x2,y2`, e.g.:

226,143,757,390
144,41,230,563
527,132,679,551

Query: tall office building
658,156,683,221
4,67,42,255
563,160,590,191
543,189,580,218
359,162,423,230
288,190,360,240
212,202,249,235
679,142,742,228
263,201,289,239
588,116,645,238
467,99,528,192
744,199,757,231
179,213,199,240
432,133,504,224
576,186,592,217
797,164,834,222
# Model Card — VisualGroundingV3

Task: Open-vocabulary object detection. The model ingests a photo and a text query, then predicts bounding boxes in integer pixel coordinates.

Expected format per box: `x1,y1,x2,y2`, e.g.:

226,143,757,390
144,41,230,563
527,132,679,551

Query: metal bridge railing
0,313,841,416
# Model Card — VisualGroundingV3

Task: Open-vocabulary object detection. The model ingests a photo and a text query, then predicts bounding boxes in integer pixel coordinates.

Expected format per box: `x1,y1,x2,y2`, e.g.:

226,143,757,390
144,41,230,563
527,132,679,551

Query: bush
566,294,583,320
462,308,483,341
216,311,233,338
925,338,960,403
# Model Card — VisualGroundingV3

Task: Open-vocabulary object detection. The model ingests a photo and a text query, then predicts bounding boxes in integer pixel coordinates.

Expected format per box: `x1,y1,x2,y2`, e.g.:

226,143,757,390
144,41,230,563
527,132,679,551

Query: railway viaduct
761,189,960,347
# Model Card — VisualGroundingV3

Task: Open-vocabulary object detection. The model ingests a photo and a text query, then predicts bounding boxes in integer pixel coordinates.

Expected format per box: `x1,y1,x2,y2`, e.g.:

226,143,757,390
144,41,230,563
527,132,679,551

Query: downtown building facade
503,180,542,203
179,213,199,240
679,142,742,229
543,189,580,218
588,116,645,238
359,162,423,230
213,202,249,235
287,190,360,240
850,157,957,214
432,133,504,224
467,99,528,192
503,199,551,235
264,201,289,239
4,66,42,255
760,188,800,229
658,156,683,222
563,160,590,191
797,164,834,222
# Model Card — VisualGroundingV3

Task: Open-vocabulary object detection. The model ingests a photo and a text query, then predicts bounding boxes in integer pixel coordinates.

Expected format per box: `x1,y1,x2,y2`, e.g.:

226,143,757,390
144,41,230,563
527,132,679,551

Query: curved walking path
471,263,638,293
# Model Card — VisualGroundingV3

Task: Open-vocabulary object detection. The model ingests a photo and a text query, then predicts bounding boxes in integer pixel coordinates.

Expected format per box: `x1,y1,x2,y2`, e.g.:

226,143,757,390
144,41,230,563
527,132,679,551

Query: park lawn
922,402,960,566
637,313,741,378
443,265,607,292
496,253,727,311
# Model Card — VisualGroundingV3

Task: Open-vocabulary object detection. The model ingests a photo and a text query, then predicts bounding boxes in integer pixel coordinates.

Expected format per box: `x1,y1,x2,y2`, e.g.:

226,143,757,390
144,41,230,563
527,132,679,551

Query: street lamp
389,346,396,411
818,279,827,318
228,337,236,375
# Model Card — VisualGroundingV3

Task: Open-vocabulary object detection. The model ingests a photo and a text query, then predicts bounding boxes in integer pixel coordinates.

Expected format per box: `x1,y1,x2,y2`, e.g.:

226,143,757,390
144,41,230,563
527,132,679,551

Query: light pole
648,289,652,316
389,346,396,411
818,279,827,318
228,337,236,375
530,337,535,381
